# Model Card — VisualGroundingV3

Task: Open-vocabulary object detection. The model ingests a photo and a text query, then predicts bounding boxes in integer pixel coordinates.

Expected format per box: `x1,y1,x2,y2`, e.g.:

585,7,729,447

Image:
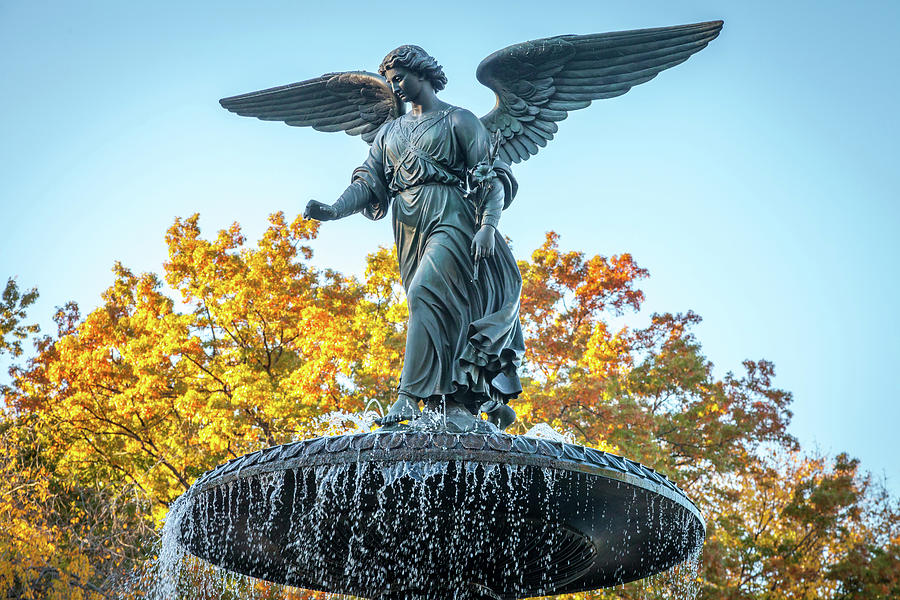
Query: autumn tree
514,233,795,486
0,277,40,360
7,213,372,518
2,217,897,599
700,451,900,599
2,213,374,596
1,281,148,599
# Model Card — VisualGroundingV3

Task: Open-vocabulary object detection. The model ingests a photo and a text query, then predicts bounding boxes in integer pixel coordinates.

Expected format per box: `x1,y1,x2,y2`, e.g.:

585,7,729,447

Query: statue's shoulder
447,106,483,134
448,105,478,123
371,117,398,144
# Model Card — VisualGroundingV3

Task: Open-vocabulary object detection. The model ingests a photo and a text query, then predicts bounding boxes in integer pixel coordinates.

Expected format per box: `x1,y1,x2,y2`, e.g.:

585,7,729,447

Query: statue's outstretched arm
304,181,374,222
304,126,390,223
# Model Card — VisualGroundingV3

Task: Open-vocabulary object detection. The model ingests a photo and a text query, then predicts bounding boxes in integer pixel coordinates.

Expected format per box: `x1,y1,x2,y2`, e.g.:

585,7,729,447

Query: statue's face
384,66,425,104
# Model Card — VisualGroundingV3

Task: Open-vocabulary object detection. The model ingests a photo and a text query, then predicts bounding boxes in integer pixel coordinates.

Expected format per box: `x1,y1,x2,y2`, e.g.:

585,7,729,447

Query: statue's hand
471,224,495,262
303,199,337,222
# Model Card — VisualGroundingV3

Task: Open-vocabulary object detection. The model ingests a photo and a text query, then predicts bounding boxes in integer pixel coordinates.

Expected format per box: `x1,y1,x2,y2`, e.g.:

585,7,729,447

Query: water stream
133,428,703,599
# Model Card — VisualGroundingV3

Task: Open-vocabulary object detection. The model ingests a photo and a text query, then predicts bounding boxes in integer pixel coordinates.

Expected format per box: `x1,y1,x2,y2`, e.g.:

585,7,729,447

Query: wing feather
230,96,351,114
538,107,569,121
345,122,375,136
282,109,365,127
219,71,404,144
560,40,718,75
524,129,548,148
530,120,558,135
544,99,592,111
508,137,530,162
309,121,370,133
477,20,723,162
256,104,360,122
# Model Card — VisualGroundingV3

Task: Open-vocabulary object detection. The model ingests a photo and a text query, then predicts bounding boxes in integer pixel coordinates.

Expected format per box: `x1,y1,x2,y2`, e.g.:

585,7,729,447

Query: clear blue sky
2,1,898,490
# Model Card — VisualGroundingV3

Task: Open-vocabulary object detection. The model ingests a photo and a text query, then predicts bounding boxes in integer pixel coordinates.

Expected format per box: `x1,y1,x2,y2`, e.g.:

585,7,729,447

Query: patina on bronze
203,21,723,598
219,21,724,434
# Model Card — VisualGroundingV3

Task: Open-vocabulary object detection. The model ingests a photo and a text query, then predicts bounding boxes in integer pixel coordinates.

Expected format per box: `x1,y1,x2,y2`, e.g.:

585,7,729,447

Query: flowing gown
347,106,524,413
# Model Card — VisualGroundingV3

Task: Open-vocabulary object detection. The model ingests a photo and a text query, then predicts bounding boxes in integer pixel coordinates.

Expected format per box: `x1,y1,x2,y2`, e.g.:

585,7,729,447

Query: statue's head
379,45,447,92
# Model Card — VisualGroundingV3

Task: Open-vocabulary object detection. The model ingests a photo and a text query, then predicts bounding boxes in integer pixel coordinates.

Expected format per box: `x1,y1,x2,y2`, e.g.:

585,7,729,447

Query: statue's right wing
219,71,404,144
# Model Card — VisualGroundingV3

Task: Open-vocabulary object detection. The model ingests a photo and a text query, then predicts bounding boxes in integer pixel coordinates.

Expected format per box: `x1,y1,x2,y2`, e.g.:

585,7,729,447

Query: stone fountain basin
180,432,705,599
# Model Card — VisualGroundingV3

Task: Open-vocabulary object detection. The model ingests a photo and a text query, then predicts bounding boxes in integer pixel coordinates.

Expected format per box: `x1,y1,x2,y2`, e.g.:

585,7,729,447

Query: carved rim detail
187,432,704,532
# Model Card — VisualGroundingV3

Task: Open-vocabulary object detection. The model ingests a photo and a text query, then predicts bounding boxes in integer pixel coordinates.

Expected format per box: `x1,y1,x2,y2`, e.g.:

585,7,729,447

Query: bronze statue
219,21,723,432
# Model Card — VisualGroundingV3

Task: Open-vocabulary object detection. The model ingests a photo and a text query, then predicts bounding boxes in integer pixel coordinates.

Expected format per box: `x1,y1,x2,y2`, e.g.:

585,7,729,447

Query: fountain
161,20,724,599
174,427,704,599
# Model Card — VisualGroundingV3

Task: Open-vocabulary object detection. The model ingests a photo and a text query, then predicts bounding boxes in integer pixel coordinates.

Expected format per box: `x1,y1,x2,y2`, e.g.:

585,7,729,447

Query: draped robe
345,106,524,413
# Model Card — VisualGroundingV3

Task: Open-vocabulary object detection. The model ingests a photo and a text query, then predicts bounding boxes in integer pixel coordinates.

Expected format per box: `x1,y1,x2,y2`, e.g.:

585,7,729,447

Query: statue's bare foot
408,397,500,433
375,393,421,427
480,399,516,431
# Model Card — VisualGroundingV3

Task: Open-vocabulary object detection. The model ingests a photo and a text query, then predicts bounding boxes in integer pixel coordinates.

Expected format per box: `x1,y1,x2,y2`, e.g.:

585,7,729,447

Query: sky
1,1,898,490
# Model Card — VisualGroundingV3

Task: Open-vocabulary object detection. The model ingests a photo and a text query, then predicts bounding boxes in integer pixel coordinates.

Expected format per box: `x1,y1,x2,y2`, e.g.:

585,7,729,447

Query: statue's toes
487,404,516,431
374,413,402,427
375,406,420,428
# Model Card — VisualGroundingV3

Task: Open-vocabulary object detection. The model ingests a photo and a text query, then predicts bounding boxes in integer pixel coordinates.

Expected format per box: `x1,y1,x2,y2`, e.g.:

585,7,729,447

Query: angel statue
219,21,723,432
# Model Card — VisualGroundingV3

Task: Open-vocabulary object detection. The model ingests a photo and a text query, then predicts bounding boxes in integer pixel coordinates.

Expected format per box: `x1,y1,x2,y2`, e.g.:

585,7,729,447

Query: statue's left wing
219,71,403,144
477,21,723,163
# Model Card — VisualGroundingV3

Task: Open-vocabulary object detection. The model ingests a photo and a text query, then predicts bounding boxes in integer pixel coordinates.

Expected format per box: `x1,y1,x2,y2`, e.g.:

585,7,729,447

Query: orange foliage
2,218,897,599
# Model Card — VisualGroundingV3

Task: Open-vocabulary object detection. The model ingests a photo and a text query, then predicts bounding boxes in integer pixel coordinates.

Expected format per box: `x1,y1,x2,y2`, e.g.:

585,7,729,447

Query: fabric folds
348,106,525,413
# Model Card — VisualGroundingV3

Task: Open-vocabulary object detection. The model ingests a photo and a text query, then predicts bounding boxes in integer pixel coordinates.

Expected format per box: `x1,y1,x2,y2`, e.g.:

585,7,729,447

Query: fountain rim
186,431,705,532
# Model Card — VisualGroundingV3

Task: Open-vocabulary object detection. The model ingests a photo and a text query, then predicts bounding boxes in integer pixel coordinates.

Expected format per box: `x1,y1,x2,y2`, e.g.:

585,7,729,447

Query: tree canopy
1,215,897,599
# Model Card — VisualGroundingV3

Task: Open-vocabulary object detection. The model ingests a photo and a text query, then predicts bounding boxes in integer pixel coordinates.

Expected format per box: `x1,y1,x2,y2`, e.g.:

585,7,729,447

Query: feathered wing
477,21,723,163
219,71,404,144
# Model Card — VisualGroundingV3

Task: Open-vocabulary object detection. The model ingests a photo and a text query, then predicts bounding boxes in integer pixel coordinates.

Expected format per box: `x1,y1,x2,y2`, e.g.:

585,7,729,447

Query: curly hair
379,45,448,92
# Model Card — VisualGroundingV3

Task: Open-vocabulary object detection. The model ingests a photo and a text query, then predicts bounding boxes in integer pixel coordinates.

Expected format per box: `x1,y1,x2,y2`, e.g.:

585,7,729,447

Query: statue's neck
409,90,444,116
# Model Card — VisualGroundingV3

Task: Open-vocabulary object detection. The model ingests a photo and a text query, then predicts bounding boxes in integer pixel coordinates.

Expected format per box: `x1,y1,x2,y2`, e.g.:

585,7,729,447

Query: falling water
317,408,381,436
523,422,575,444
135,432,704,600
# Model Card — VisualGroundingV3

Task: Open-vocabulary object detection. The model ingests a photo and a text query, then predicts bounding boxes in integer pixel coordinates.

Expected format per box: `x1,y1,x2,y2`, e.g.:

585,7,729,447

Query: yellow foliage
3,220,897,599
0,425,102,600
